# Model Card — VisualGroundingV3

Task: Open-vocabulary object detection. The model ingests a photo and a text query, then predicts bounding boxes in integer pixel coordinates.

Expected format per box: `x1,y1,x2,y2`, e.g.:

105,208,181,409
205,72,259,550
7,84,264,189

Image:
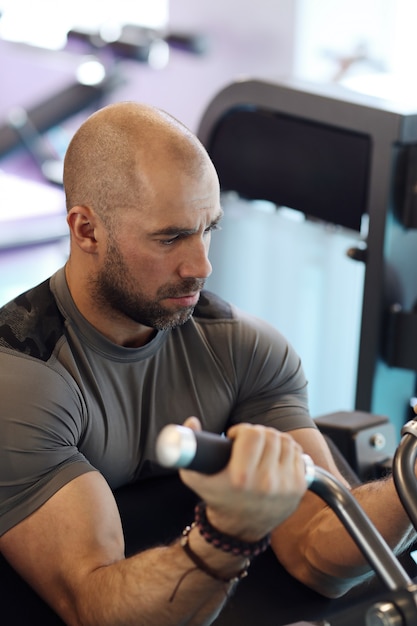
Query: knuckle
229,467,252,490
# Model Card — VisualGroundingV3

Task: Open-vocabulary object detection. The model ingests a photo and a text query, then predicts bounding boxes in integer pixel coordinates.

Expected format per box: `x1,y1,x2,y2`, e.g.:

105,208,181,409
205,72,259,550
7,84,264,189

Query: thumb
182,416,202,432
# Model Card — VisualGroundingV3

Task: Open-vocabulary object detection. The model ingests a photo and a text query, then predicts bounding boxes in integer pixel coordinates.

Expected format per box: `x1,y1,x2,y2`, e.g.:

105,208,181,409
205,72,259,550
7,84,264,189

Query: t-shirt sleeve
227,308,316,432
0,351,95,536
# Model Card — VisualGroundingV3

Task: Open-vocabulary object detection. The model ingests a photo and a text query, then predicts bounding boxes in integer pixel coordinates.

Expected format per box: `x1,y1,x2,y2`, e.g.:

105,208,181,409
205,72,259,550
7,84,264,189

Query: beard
91,239,205,331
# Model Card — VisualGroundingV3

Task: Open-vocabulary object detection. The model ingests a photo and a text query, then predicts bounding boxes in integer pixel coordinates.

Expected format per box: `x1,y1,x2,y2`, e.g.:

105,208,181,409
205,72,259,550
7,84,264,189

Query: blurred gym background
1,0,416,422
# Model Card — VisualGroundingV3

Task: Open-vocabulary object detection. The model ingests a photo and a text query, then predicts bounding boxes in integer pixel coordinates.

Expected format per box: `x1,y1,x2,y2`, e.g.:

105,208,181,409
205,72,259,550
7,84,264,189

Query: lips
167,292,200,307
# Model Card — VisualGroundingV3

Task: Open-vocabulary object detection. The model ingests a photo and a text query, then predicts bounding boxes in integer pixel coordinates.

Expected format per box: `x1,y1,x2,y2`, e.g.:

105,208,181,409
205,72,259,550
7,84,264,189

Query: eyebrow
150,209,224,237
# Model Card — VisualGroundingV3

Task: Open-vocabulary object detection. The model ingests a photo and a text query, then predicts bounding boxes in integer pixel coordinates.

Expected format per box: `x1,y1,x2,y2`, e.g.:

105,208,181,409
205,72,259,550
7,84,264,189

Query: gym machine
197,77,417,433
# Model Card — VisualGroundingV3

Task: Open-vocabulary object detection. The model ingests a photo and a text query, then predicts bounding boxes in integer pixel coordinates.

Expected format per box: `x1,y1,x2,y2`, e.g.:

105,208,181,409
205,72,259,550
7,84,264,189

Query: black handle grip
155,425,232,474
155,425,315,481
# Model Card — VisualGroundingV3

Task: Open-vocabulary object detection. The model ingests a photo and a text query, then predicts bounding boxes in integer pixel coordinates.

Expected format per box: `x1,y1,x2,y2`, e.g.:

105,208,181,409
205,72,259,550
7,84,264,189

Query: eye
160,236,179,246
204,223,221,236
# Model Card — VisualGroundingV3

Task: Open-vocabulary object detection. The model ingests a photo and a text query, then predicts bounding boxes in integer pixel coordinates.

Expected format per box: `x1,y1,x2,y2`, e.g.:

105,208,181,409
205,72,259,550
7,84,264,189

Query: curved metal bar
309,466,412,592
393,420,417,533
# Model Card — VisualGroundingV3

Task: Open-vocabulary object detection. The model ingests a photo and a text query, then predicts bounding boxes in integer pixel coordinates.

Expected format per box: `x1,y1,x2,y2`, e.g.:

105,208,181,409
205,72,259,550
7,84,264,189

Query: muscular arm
271,427,415,598
0,471,245,626
0,422,308,626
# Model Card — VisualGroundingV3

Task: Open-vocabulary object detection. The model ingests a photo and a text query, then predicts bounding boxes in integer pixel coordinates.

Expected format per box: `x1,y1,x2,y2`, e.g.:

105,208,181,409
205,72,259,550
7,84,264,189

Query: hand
179,417,308,542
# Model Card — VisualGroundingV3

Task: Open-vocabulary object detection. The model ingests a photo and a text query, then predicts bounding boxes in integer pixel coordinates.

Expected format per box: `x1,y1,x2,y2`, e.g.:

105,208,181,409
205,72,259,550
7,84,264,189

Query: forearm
70,527,247,626
312,477,413,564
298,477,415,596
355,478,416,556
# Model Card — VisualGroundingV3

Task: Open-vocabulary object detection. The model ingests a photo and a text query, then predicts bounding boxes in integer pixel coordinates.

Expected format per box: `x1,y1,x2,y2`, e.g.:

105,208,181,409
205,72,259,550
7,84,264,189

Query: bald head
63,102,211,224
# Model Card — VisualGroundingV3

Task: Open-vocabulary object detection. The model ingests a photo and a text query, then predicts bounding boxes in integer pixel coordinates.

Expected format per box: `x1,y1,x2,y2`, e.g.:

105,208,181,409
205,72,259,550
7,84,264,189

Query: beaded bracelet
180,524,250,585
194,501,271,558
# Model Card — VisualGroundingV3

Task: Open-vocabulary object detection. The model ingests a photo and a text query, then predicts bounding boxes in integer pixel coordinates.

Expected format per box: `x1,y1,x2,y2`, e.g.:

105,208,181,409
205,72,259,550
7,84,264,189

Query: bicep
0,354,90,536
0,471,125,624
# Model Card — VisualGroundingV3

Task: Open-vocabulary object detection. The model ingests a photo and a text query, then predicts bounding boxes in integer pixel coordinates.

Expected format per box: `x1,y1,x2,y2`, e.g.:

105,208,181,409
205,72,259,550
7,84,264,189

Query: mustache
158,279,205,299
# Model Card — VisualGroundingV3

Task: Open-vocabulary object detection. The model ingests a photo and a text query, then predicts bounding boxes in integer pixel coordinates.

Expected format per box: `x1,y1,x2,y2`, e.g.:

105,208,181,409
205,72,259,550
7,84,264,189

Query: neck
65,263,156,348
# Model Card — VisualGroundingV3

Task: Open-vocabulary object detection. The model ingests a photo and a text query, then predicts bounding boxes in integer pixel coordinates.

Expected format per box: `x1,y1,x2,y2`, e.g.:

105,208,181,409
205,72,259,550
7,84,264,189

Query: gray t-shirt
0,267,314,536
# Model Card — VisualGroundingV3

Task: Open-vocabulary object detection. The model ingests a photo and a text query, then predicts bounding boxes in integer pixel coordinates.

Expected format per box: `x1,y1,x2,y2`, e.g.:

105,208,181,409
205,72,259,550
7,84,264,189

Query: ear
67,205,103,254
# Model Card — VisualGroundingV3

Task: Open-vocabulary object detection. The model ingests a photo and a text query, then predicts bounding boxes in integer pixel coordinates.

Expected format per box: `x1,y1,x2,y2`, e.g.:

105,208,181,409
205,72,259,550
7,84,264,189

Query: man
0,102,413,626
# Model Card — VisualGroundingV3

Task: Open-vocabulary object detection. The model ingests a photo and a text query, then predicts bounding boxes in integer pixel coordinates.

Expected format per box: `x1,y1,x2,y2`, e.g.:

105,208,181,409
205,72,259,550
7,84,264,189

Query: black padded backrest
206,106,371,232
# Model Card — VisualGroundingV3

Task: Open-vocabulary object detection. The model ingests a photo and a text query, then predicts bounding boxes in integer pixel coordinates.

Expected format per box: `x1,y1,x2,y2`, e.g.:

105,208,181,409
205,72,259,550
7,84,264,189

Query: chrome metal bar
393,420,417,533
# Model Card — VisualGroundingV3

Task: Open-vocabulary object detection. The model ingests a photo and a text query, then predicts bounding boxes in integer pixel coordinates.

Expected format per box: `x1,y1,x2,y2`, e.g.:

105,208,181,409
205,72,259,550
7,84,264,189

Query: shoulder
192,290,288,346
190,290,293,368
193,290,286,344
0,278,65,361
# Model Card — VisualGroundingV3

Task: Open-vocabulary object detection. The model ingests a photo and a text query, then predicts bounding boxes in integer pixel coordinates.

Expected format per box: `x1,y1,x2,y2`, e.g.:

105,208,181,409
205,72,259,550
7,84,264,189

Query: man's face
92,160,222,332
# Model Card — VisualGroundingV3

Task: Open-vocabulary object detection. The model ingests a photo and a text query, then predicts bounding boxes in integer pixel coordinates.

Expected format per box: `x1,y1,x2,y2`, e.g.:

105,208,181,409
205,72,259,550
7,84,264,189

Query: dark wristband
194,501,271,558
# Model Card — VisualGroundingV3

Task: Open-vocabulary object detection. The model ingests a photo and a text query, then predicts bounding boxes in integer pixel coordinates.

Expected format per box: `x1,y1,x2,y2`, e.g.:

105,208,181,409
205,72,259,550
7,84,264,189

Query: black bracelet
194,501,271,558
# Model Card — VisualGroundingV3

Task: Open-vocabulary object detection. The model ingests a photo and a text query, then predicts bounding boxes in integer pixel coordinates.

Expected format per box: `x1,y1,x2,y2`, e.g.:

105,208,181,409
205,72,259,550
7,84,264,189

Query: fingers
226,424,306,493
179,422,308,540
182,416,202,431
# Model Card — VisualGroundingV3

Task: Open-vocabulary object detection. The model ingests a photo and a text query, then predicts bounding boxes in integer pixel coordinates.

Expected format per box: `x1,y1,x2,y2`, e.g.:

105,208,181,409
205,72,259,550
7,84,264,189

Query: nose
178,237,212,280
